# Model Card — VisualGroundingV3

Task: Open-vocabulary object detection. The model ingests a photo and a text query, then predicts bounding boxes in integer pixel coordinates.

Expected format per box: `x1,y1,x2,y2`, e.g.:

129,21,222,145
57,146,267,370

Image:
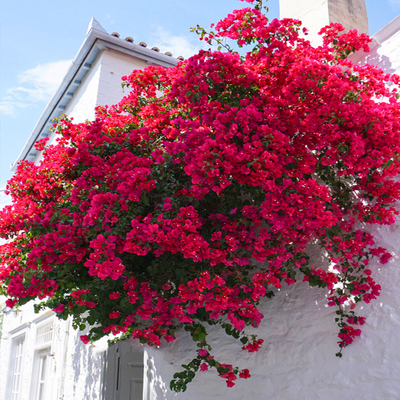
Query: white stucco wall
279,0,368,46
280,0,330,33
65,55,102,123
66,48,149,124
95,49,149,109
352,17,400,77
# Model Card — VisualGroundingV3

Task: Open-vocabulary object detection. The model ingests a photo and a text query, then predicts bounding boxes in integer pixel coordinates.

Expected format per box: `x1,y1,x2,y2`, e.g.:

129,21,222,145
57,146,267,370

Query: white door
105,341,144,400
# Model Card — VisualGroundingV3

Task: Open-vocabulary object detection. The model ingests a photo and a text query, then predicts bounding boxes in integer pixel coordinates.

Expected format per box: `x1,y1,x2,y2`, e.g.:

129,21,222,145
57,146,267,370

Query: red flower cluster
2,0,400,392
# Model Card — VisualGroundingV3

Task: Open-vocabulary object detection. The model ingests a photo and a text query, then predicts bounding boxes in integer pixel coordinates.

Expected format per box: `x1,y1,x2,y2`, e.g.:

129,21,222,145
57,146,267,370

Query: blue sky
1,0,400,207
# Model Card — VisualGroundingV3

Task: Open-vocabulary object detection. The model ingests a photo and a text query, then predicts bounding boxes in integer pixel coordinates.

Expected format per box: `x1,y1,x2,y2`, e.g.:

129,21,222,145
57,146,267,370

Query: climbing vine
1,0,400,391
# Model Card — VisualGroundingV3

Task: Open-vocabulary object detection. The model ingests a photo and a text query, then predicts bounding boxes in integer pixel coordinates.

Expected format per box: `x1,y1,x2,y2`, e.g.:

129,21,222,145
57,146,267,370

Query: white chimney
279,0,369,45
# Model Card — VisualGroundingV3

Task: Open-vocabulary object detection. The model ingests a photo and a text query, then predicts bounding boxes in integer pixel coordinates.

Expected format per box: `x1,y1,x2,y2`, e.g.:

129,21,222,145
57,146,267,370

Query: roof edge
372,14,400,45
11,19,180,171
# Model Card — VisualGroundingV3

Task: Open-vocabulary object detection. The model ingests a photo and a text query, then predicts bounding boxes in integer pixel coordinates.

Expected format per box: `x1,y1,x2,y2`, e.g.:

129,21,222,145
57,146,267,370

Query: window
9,335,25,400
31,318,54,400
32,348,51,400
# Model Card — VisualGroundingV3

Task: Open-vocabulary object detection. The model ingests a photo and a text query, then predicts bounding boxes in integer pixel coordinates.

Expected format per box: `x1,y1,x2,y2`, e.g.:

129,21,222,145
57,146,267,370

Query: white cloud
151,27,207,59
0,59,71,116
0,100,26,116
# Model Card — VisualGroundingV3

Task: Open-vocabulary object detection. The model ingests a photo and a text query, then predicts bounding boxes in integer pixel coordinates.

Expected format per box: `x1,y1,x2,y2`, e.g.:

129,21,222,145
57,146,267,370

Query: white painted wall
66,48,149,124
280,0,368,45
280,0,330,43
352,17,400,77
95,49,149,109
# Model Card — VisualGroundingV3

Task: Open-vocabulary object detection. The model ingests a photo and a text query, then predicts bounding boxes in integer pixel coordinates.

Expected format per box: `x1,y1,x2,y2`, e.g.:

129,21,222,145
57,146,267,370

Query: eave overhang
11,19,179,171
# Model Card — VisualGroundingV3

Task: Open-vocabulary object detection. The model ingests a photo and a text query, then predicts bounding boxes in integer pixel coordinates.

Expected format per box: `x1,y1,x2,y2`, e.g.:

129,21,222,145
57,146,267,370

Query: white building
2,1,400,399
0,18,178,400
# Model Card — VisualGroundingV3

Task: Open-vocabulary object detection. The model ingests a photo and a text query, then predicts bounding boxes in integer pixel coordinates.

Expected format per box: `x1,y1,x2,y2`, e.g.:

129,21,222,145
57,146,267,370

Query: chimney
279,0,369,45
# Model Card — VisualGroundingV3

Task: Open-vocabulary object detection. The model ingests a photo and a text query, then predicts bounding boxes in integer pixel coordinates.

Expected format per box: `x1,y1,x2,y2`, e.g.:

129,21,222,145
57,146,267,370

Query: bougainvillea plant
1,0,400,391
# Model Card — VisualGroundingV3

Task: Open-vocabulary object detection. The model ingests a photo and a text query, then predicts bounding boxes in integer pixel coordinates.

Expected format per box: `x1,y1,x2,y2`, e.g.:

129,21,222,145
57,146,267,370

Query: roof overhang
11,18,179,171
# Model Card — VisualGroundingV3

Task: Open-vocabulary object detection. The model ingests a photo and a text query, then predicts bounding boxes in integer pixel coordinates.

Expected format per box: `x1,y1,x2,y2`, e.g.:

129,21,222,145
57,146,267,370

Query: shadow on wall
350,41,397,76
365,53,396,76
144,354,171,400
70,330,106,400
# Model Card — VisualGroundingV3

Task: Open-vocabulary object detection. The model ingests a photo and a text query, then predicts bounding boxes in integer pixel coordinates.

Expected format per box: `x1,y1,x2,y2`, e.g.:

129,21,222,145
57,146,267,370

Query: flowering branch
1,0,400,391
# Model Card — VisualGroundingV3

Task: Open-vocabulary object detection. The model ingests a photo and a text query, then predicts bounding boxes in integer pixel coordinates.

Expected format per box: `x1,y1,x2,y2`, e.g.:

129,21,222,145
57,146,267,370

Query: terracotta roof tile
110,35,184,60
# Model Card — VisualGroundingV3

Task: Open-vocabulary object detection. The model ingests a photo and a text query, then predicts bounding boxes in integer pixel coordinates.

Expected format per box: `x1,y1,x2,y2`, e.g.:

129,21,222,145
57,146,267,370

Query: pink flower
2,5,399,391
164,335,175,343
109,311,121,319
5,299,17,308
364,269,372,275
284,278,296,285
380,252,392,264
162,283,172,291
80,335,90,344
239,369,251,379
52,304,65,313
200,363,209,371
179,315,194,323
243,339,264,353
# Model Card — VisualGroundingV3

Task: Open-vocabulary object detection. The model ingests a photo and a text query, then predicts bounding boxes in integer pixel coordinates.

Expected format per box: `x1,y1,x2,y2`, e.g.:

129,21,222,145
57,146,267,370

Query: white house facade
0,18,178,400
3,1,400,399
